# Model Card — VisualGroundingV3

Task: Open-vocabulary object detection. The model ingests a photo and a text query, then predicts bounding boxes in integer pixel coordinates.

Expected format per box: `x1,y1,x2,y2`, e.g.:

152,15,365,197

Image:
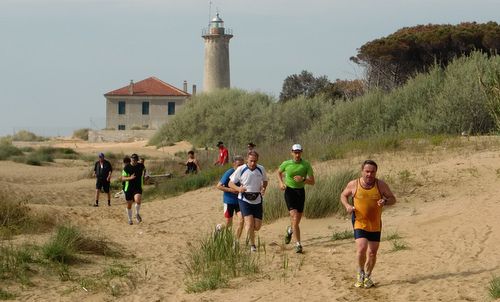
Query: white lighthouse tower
202,13,233,92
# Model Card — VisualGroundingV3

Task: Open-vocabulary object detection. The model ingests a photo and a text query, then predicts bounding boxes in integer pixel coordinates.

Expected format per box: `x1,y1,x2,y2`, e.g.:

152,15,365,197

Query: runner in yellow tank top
340,160,396,289
353,179,383,232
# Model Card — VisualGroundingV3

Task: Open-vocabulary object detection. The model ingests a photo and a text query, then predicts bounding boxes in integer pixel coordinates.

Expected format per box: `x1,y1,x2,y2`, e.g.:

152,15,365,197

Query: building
202,13,233,92
104,77,191,131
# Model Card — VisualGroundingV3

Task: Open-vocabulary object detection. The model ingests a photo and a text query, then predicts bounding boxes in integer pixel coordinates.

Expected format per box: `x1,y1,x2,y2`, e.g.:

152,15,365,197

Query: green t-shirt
278,159,314,189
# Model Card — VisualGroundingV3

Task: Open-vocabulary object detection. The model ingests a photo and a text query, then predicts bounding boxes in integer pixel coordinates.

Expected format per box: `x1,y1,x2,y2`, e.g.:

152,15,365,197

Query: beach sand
1,138,499,301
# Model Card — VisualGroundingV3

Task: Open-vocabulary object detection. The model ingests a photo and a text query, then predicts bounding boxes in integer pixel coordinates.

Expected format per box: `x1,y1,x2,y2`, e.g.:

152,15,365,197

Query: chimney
192,84,197,95
128,80,134,95
183,80,188,92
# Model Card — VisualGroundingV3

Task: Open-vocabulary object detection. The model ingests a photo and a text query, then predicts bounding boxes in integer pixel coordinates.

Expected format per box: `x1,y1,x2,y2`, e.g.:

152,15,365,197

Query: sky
0,0,499,136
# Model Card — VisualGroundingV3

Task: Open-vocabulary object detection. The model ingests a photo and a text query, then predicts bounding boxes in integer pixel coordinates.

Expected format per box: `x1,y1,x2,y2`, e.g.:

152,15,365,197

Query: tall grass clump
489,275,500,299
184,227,258,293
0,244,37,285
263,169,358,223
0,194,54,237
43,225,121,263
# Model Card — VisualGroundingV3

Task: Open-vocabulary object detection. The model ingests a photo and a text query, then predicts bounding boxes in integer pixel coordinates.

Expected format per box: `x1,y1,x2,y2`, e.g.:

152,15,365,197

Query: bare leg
95,189,100,204
290,209,303,243
365,241,380,276
355,238,368,273
235,212,244,240
244,215,255,246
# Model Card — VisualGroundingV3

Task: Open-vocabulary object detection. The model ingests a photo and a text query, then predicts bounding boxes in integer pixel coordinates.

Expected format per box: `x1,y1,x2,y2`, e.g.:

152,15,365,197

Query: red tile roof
104,77,190,97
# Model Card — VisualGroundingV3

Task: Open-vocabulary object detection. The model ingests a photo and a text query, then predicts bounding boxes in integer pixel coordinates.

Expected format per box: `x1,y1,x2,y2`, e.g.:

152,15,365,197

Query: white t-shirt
230,164,268,204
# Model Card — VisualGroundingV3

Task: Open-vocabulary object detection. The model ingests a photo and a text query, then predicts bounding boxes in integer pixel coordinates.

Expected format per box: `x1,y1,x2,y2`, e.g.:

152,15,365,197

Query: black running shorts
284,187,305,213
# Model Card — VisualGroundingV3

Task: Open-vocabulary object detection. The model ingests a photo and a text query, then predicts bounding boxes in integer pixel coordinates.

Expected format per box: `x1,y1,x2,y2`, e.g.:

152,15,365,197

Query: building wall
88,129,155,143
203,35,232,92
105,96,187,130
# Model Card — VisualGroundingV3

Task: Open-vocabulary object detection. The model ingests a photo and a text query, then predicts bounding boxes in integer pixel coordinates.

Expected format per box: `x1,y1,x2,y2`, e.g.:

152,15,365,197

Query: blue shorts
353,229,381,242
238,200,263,220
224,203,240,218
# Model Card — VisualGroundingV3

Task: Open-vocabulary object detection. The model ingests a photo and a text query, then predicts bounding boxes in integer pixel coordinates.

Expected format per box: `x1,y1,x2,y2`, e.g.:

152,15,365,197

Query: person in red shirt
214,141,229,165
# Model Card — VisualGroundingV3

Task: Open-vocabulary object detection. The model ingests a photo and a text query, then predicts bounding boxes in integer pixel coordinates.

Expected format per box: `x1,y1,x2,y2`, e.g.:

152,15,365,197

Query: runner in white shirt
229,151,268,252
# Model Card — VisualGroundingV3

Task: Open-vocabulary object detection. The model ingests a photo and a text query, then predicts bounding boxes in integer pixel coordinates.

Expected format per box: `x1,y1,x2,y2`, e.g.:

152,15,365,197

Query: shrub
11,130,47,142
72,128,90,140
0,244,37,285
0,141,22,160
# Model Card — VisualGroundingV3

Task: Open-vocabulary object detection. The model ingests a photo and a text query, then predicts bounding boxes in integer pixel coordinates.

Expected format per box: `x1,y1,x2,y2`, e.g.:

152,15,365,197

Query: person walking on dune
229,151,268,252
216,155,245,241
121,153,146,225
214,141,229,166
340,160,396,288
93,152,113,207
277,144,315,253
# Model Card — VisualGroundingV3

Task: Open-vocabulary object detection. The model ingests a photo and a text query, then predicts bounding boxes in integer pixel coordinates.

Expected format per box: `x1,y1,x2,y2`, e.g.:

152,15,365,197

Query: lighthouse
202,13,233,92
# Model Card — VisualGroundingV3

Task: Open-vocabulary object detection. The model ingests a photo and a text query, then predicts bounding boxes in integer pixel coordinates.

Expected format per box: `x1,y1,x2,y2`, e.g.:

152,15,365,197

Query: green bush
0,196,54,237
489,275,500,299
0,141,22,160
11,130,47,142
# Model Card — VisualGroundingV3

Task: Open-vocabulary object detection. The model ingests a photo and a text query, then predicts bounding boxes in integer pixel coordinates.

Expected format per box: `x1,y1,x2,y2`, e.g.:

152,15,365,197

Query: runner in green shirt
277,144,315,253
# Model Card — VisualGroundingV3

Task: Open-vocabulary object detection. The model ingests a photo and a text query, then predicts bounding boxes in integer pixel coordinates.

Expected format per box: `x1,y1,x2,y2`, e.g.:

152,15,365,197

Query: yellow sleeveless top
353,179,382,232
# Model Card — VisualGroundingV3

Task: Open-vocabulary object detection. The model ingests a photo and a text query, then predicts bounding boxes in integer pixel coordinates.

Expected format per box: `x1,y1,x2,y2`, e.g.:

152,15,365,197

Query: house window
142,102,149,115
118,101,126,115
118,125,125,130
168,102,175,115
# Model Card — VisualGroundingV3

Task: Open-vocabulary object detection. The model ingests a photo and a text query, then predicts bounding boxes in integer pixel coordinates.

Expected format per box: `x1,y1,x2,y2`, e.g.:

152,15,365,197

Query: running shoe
363,276,374,288
250,245,257,252
295,244,303,253
354,272,364,288
136,214,142,223
284,226,293,244
128,220,133,225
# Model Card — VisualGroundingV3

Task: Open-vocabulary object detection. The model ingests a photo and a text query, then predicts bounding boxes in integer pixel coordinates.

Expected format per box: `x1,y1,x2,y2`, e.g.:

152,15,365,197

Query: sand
2,138,500,301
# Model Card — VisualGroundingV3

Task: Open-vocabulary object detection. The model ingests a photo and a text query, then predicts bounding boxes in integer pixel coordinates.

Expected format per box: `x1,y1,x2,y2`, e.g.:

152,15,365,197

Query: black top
94,160,112,180
124,163,145,190
186,161,198,174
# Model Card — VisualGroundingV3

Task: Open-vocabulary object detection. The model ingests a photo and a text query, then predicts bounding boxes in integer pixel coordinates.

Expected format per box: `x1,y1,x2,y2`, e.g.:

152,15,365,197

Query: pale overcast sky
0,0,498,136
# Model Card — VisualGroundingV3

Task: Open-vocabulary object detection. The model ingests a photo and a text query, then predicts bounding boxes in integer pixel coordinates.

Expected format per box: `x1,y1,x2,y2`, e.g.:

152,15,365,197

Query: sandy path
5,143,500,301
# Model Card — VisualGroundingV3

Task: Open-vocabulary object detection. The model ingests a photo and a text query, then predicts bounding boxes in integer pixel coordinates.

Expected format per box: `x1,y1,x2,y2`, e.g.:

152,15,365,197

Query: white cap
291,144,303,151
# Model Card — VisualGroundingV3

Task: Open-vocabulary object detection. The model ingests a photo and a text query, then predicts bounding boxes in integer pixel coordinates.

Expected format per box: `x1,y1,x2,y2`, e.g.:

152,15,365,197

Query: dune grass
0,195,54,238
0,288,15,300
489,275,500,299
263,169,358,223
0,244,37,286
331,230,354,241
43,225,122,264
184,227,259,293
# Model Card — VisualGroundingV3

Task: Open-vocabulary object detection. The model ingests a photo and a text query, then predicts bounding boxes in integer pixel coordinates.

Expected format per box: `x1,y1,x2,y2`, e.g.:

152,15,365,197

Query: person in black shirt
185,150,201,174
121,153,145,225
93,153,112,206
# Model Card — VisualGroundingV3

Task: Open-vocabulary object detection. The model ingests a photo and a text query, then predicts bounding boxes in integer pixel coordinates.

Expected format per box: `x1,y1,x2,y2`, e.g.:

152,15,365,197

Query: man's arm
377,180,396,206
277,170,286,190
229,181,246,193
261,180,268,195
340,180,356,213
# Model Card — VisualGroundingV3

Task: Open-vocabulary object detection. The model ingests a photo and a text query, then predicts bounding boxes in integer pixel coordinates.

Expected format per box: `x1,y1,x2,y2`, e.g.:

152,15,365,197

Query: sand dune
2,139,500,301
